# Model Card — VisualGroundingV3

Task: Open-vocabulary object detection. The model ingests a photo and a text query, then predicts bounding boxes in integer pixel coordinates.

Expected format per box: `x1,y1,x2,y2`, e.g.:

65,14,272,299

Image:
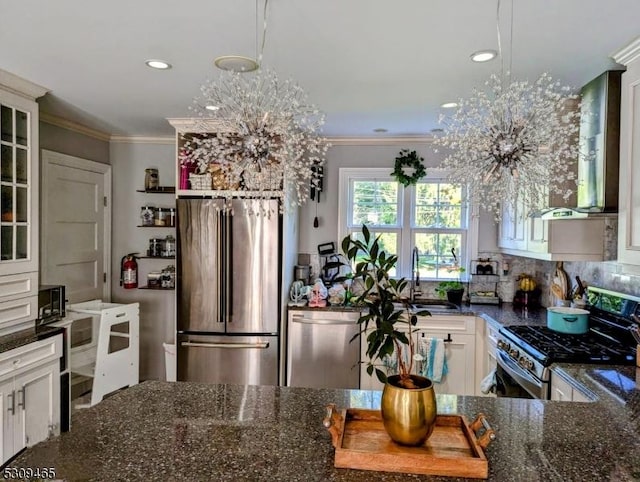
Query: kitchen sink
393,300,461,314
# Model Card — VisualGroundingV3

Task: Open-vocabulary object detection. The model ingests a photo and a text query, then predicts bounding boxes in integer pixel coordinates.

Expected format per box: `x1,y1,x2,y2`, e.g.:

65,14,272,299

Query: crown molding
110,135,174,144
326,135,435,146
0,69,49,100
167,117,227,133
612,36,640,66
39,112,112,142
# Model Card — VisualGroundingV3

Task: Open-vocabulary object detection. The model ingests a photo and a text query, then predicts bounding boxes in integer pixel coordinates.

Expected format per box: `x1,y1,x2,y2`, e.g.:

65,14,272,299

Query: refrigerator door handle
225,210,233,322
218,209,225,324
180,341,270,349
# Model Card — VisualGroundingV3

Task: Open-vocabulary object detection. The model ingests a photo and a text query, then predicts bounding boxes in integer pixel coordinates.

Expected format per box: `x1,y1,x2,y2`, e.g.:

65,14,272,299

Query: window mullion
400,184,413,279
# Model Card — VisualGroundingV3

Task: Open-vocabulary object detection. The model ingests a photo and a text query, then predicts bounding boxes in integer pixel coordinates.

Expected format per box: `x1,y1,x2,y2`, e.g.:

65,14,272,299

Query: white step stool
66,300,140,408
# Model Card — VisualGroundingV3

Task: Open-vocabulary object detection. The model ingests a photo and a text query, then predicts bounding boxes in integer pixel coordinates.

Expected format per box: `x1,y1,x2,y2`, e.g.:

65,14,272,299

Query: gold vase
381,374,437,446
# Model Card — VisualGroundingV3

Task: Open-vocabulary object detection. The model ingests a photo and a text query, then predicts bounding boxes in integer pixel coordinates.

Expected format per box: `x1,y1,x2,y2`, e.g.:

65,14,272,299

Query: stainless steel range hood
541,70,623,221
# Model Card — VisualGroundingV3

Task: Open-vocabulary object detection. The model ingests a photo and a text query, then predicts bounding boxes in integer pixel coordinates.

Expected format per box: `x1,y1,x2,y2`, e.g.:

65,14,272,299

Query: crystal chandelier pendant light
186,0,329,214
435,0,580,221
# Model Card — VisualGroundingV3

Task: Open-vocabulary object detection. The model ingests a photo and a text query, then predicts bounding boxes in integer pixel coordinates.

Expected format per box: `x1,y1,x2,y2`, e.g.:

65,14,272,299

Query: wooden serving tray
323,405,495,479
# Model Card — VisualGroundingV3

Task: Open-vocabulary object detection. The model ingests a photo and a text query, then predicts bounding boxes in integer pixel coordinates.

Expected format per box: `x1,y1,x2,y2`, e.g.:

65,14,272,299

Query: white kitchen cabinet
0,70,47,336
496,95,615,262
478,317,500,398
500,214,613,261
0,334,61,465
498,191,527,251
550,371,593,403
614,38,640,265
360,315,477,396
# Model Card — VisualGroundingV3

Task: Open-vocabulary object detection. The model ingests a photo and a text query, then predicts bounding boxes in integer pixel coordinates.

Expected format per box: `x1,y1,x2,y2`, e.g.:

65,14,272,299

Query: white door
41,150,111,303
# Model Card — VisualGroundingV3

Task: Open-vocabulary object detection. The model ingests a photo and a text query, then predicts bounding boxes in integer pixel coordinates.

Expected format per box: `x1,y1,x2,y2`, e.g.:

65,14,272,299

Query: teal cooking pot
547,307,590,334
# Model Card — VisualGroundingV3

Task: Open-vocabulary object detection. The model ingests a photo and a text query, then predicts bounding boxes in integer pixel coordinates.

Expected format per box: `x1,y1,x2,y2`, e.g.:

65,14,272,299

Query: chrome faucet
410,246,422,302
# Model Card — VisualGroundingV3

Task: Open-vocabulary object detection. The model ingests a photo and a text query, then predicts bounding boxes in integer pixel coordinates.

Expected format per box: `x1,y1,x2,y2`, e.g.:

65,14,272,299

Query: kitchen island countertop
9,379,640,481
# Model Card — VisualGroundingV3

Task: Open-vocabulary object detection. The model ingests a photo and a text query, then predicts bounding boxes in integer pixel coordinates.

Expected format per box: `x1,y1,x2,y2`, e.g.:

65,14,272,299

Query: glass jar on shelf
163,235,176,257
154,207,168,226
145,168,159,190
140,206,155,226
161,265,176,289
148,237,164,257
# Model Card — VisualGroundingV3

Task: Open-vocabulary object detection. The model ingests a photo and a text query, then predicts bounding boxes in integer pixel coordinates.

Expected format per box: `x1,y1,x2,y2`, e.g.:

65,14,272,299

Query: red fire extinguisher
120,253,138,289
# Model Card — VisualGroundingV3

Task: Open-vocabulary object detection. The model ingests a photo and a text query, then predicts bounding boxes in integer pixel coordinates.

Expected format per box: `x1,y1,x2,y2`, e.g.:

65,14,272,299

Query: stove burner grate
502,325,636,365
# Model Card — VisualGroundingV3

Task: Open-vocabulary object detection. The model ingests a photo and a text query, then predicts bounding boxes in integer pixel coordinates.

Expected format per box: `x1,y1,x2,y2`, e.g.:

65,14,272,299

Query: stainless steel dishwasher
286,309,362,389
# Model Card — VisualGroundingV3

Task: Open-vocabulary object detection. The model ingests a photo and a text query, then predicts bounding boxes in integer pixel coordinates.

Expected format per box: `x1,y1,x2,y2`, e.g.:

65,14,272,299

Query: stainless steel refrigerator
176,198,281,385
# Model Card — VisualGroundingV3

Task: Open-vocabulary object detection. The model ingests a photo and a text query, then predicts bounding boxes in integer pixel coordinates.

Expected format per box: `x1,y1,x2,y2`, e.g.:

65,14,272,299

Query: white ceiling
1,0,639,138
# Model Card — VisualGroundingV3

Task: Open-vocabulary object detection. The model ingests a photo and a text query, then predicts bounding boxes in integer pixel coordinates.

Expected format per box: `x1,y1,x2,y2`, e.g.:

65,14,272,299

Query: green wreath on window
391,149,426,186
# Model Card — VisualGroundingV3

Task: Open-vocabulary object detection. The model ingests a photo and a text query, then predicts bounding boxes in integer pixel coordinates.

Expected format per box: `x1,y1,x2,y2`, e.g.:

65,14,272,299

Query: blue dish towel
418,337,448,383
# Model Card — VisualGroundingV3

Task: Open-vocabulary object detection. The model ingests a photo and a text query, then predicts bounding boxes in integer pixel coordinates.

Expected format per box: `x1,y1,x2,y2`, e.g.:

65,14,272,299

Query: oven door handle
497,350,544,395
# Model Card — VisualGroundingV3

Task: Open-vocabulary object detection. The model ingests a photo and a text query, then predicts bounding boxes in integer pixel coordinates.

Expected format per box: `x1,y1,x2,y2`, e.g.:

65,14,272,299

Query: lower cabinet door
0,378,15,465
432,333,476,396
15,362,60,449
550,374,573,401
360,330,477,396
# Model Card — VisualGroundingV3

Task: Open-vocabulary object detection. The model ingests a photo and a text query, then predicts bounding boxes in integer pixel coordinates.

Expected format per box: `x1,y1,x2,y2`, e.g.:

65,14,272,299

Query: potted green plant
435,262,466,305
339,225,436,446
435,280,465,305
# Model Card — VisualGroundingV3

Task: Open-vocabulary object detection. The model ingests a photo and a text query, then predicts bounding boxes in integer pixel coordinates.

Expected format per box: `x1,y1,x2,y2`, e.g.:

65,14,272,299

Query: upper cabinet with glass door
0,70,48,276
1,105,30,264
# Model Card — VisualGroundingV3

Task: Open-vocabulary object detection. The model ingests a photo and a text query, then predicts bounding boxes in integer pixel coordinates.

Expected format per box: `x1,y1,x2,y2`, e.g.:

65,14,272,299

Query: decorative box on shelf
189,173,212,190
243,167,284,190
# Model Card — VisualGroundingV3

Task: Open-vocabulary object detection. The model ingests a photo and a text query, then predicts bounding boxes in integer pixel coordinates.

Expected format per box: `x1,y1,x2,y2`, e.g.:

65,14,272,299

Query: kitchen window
338,168,478,280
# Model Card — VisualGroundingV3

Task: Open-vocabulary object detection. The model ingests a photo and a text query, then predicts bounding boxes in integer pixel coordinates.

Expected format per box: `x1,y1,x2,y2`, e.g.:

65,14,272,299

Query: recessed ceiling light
205,105,220,111
373,128,388,133
470,50,497,63
430,128,444,133
441,102,458,109
145,59,172,70
214,55,259,72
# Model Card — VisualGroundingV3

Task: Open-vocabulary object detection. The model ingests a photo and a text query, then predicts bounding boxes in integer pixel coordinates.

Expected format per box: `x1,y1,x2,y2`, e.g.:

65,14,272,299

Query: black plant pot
446,288,464,306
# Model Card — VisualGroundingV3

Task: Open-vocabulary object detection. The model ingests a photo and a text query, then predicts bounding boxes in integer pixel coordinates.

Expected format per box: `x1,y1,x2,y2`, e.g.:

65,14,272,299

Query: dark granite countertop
551,364,640,403
9,380,640,481
475,303,547,327
0,325,63,355
288,301,549,323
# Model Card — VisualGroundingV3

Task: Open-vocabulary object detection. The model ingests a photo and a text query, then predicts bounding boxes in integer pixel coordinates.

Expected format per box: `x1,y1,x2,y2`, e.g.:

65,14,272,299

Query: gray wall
110,140,176,381
39,120,176,381
296,140,640,305
297,140,498,275
39,122,110,164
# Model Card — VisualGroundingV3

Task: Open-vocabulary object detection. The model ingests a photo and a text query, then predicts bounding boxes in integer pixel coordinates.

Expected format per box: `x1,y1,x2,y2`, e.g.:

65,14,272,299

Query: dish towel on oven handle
481,368,497,394
418,337,448,383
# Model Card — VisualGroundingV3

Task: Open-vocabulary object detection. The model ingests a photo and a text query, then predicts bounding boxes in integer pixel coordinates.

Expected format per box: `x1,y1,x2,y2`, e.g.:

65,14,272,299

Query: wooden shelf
176,188,283,198
136,187,175,194
138,256,175,259
138,286,175,290
136,225,175,228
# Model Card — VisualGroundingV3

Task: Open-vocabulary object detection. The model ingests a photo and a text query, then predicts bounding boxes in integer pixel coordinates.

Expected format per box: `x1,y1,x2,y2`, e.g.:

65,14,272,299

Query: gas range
496,286,639,399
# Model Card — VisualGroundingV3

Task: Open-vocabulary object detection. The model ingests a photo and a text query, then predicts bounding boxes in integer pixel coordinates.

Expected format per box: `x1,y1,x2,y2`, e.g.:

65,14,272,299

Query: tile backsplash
475,254,640,306
298,252,640,307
